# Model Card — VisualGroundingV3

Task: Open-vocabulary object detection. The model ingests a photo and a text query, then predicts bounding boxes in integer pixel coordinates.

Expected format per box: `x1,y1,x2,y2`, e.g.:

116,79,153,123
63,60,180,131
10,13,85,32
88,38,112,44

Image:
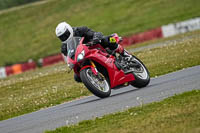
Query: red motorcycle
66,34,150,98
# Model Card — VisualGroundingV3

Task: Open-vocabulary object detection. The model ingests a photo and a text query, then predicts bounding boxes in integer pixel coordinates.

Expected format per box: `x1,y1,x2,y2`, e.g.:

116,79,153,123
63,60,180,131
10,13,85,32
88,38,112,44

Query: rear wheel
130,55,150,88
80,68,111,98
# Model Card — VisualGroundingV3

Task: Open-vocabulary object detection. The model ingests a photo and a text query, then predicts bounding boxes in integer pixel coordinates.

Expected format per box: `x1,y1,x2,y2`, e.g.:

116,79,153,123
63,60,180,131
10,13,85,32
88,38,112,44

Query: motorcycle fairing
67,37,135,89
84,48,135,88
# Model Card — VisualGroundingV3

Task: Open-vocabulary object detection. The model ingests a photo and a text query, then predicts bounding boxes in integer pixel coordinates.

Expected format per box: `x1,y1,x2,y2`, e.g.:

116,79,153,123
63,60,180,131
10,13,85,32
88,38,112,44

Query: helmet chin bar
59,29,71,42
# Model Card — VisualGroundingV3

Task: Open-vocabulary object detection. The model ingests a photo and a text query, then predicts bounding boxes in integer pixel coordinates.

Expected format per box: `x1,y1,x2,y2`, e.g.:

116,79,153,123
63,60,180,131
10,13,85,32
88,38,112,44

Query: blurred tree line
0,0,42,10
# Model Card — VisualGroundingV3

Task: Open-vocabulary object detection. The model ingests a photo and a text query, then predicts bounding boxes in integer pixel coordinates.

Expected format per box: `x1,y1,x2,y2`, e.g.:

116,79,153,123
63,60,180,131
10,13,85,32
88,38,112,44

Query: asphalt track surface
0,65,200,133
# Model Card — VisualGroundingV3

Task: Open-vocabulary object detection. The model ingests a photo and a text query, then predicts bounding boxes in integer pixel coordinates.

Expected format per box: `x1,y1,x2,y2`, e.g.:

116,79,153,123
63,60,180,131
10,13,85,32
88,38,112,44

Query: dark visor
59,29,71,42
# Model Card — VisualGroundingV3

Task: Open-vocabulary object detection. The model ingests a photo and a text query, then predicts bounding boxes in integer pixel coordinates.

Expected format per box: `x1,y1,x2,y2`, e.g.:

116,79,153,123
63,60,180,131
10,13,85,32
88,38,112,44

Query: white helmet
55,22,73,43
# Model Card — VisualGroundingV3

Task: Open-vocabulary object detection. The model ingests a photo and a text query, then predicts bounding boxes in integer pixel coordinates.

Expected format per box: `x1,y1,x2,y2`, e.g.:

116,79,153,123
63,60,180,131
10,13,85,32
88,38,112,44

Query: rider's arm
73,26,104,43
61,43,68,56
73,26,117,49
73,26,95,40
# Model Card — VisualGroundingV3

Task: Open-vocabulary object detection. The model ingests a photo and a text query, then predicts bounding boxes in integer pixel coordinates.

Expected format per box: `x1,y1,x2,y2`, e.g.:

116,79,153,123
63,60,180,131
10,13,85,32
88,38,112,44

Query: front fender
80,65,98,75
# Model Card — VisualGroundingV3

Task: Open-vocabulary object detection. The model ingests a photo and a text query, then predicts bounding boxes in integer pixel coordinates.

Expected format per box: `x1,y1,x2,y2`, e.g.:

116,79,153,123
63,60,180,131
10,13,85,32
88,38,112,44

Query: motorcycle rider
55,22,132,82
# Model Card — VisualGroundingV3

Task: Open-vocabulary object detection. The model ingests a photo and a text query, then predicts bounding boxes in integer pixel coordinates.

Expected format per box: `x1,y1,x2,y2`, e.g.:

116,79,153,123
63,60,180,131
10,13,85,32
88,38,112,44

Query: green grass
0,0,41,10
127,29,200,50
45,90,200,133
0,0,200,66
0,64,91,120
134,34,200,77
0,31,200,121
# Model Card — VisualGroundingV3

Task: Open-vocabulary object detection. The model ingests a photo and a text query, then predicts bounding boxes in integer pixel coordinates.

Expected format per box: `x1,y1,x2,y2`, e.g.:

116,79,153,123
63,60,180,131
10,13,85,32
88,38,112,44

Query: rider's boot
115,44,140,68
115,44,132,61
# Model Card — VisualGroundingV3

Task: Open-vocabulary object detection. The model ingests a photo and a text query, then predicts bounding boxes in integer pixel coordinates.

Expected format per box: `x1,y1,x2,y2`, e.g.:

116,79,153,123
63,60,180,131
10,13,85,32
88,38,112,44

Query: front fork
90,60,98,75
80,60,98,75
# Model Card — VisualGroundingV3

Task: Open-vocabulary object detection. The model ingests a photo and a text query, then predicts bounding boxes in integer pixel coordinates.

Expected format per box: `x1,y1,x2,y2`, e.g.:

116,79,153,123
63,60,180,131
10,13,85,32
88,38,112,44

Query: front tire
80,68,111,98
130,55,150,88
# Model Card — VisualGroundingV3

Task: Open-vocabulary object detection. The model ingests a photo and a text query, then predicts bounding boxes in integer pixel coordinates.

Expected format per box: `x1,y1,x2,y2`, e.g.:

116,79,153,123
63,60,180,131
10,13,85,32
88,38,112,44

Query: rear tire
130,55,150,88
80,68,111,98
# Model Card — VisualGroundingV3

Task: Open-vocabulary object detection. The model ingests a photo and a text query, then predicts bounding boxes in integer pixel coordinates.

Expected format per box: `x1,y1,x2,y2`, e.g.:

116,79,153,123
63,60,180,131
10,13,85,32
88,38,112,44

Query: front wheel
80,68,111,98
130,55,150,88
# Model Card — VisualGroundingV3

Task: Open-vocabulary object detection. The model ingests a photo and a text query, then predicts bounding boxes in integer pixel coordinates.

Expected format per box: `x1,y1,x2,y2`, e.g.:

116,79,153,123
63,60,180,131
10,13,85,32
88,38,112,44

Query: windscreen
66,37,82,59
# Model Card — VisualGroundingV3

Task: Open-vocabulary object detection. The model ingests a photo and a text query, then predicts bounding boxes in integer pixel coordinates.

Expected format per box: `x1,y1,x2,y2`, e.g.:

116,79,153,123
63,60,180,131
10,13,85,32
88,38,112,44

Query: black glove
93,38,101,44
92,32,103,44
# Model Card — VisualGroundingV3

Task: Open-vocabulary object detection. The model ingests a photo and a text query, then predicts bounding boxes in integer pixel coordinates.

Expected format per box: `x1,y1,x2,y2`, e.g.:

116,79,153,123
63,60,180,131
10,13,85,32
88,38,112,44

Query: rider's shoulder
73,26,90,31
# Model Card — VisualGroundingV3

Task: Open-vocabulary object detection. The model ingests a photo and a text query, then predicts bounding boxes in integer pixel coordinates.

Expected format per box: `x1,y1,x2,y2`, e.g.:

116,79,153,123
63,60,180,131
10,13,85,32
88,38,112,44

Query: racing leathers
61,26,127,57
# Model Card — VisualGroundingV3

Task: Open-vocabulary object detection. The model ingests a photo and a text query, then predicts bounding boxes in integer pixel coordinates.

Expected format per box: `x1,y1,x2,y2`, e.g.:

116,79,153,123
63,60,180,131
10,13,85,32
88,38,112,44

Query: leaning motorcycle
66,34,150,98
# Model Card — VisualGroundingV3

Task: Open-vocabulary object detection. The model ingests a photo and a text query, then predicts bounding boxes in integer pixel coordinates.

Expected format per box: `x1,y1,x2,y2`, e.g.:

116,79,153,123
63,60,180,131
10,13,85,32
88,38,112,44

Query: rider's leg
115,44,132,60
115,44,141,68
101,36,132,59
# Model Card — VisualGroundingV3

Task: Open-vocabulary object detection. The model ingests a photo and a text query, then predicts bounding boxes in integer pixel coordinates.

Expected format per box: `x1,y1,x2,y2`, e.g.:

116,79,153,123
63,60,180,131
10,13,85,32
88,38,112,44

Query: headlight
77,50,85,62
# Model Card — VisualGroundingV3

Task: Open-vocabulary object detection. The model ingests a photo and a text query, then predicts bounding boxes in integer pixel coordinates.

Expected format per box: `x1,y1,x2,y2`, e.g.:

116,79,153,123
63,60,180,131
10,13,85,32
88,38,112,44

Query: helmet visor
59,29,71,42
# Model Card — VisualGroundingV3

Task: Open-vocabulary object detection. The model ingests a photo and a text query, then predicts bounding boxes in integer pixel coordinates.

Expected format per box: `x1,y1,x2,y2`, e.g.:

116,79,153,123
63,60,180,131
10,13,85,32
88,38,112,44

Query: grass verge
45,90,200,133
133,33,200,77
126,29,200,50
0,0,200,66
0,0,41,10
0,33,200,121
